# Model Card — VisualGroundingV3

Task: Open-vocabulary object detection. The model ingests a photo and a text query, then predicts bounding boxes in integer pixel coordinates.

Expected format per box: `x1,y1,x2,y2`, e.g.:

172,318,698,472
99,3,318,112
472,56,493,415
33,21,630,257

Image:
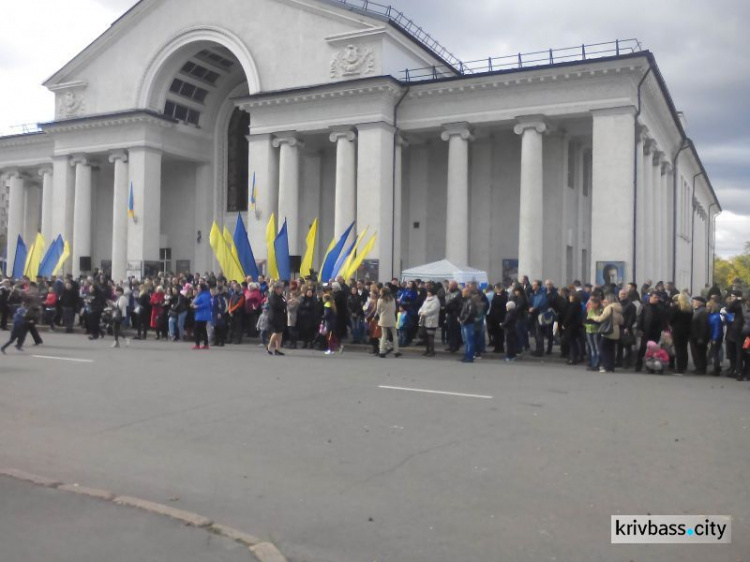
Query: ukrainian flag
250,172,257,212
128,182,135,219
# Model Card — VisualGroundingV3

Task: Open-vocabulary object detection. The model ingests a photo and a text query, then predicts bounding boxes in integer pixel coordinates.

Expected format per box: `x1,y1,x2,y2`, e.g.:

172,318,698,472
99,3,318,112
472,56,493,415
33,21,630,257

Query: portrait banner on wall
502,259,519,283
356,259,379,282
126,260,143,280
596,261,626,287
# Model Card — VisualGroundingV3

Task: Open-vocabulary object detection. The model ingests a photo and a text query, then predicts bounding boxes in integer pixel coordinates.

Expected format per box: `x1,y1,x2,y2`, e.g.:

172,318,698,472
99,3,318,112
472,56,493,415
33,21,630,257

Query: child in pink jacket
644,340,670,374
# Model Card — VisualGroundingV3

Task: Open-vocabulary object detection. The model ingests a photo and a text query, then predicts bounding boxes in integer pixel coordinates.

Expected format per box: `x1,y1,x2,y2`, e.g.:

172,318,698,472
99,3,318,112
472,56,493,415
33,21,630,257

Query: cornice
238,81,404,110
325,26,388,45
406,61,646,100
0,132,51,149
47,80,88,92
39,110,176,134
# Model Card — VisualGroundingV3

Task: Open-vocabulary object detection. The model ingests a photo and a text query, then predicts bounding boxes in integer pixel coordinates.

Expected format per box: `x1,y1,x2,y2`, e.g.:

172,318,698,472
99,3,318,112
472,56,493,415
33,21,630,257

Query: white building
0,0,720,291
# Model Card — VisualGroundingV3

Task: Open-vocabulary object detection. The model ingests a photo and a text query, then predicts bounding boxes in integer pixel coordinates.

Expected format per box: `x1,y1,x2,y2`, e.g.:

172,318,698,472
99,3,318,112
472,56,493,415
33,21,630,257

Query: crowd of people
0,271,748,381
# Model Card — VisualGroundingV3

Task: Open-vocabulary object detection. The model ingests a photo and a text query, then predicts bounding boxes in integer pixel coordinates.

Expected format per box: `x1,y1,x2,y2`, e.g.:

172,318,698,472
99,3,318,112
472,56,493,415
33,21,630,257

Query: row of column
257,117,551,281
3,148,161,281
251,122,401,280
637,124,673,283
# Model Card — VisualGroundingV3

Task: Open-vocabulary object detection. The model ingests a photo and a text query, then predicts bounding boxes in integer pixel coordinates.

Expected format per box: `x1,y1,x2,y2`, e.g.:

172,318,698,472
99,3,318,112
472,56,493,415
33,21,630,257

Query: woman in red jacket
150,286,166,339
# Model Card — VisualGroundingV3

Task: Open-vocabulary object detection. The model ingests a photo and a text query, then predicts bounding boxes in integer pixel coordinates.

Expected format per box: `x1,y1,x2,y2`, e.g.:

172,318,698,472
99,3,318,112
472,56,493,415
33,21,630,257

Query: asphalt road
0,476,250,562
0,332,748,561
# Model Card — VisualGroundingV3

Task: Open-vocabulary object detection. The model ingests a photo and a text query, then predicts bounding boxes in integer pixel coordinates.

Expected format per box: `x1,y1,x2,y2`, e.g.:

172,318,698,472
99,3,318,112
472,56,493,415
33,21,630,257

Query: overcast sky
1,0,748,257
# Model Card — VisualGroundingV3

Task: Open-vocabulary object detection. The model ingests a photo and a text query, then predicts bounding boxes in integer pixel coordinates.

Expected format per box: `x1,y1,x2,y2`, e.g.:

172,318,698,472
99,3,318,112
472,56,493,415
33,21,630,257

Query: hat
647,340,659,350
331,282,342,291
731,290,743,298
506,301,516,310
692,296,706,304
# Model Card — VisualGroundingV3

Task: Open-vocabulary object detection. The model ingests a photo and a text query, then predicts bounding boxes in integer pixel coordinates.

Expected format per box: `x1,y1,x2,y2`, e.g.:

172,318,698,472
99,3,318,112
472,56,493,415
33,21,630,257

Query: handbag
319,321,328,336
620,330,635,346
598,318,614,336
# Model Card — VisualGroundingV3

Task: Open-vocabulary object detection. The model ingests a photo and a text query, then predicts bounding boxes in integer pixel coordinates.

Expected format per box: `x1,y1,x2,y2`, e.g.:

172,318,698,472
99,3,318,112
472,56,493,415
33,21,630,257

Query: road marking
378,385,493,400
32,355,94,364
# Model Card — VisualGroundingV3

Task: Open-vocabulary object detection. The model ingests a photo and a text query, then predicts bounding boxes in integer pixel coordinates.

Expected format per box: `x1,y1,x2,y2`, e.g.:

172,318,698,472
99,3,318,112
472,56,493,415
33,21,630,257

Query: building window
180,62,220,85
567,142,576,189
226,107,249,212
582,150,592,197
196,49,236,70
164,100,200,127
169,78,209,104
160,248,172,274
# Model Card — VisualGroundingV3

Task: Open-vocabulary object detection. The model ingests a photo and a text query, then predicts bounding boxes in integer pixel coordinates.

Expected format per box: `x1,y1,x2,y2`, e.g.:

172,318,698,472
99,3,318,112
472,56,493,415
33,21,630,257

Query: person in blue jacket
528,280,548,357
707,299,724,376
191,283,212,350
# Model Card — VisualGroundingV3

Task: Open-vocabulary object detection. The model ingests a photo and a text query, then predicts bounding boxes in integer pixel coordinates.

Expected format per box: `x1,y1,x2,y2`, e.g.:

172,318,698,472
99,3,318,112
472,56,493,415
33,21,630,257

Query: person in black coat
487,284,508,353
561,291,584,365
724,291,746,379
332,282,349,341
616,289,637,369
689,296,710,374
266,282,287,356
297,288,319,349
635,291,666,372
668,293,693,374
502,301,519,360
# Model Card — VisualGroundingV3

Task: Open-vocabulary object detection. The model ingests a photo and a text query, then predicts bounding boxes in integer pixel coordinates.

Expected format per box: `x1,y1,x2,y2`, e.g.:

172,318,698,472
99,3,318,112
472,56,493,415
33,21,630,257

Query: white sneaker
324,350,333,355
111,341,119,348
125,338,131,347
338,345,344,355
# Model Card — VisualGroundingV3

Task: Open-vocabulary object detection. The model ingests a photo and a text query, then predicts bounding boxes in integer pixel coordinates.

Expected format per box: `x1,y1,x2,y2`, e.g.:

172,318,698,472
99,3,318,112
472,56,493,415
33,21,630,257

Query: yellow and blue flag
11,236,27,279
128,182,135,219
266,213,279,280
52,240,71,277
344,233,377,280
274,219,291,281
250,172,257,212
234,213,260,280
300,219,318,278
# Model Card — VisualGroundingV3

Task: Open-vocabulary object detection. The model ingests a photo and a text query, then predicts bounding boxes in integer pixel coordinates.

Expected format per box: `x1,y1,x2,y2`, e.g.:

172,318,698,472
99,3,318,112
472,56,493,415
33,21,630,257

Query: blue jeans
461,323,475,362
178,311,187,339
586,333,601,368
168,316,178,339
474,321,486,355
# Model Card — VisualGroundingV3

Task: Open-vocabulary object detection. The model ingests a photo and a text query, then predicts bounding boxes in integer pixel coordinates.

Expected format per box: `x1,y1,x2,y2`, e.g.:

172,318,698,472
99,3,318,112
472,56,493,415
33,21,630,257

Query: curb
0,468,287,562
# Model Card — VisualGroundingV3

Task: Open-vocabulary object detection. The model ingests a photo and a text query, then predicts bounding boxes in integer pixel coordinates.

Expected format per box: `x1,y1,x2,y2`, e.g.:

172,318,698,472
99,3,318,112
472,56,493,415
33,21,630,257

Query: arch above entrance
137,25,262,110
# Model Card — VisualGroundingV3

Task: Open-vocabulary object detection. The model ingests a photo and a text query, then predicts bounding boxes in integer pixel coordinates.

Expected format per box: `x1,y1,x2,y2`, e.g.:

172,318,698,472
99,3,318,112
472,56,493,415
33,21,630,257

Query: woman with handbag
591,292,624,373
418,286,440,357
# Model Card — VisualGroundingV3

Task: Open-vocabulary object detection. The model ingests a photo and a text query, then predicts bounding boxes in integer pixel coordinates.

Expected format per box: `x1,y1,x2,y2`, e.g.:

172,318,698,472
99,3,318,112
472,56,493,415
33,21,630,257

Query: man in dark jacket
528,280,548,357
724,291,746,379
444,281,463,353
635,291,666,372
689,296,710,374
458,287,477,363
616,289,637,369
487,284,508,353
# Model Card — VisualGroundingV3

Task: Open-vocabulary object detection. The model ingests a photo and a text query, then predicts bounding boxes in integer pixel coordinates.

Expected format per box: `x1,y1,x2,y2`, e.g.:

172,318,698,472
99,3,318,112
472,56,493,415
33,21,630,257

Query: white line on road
378,385,493,400
32,355,94,364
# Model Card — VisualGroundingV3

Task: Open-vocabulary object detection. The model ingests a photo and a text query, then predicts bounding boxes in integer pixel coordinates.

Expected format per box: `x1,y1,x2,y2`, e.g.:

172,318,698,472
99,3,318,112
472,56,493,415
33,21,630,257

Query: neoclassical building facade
0,0,720,290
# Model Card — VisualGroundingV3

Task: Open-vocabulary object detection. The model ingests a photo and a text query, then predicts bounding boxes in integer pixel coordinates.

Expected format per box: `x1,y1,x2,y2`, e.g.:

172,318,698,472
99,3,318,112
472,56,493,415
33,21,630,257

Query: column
52,156,75,265
109,150,129,282
127,147,162,272
247,134,279,263
393,134,407,277
23,183,41,246
441,122,474,265
651,150,664,281
5,171,25,275
39,167,54,242
590,107,636,283
513,118,547,281
329,127,357,239
642,139,654,281
71,155,93,277
635,124,648,282
273,132,303,254
662,162,674,281
356,122,395,281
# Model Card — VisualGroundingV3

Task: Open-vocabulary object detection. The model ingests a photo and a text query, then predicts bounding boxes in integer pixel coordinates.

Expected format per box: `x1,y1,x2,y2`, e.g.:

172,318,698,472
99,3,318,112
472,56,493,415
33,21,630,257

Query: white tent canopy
401,259,490,286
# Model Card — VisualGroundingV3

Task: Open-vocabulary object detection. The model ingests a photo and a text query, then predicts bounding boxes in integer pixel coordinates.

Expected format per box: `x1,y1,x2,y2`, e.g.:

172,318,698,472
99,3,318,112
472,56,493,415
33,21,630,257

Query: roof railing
0,123,43,137
400,38,643,82
328,0,463,70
